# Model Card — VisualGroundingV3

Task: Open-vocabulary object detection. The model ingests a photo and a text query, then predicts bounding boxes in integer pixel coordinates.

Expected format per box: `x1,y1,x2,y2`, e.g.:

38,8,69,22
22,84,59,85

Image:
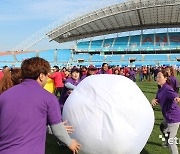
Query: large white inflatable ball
63,74,154,154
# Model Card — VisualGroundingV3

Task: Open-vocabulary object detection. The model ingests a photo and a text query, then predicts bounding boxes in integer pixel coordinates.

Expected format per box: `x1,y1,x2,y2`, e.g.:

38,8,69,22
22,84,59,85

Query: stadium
0,0,180,69
1,0,180,154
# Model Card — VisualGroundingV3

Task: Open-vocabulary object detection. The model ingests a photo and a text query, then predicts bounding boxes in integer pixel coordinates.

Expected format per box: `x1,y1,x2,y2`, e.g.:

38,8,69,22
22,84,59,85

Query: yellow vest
44,78,55,93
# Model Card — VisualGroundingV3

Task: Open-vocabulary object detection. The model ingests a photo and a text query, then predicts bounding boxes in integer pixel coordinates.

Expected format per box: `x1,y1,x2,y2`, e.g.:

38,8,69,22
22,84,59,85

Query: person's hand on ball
62,120,75,134
68,139,81,154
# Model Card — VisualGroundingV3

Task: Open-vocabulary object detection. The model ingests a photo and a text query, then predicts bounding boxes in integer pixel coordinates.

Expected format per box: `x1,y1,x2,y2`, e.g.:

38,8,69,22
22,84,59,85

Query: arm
48,72,56,79
51,123,81,153
166,87,179,102
151,99,158,106
65,82,76,90
174,97,180,103
62,120,75,134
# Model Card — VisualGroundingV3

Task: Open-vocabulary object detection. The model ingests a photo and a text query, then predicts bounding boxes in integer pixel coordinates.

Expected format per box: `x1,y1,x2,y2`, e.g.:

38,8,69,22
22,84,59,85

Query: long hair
169,66,175,76
157,68,171,89
0,68,23,94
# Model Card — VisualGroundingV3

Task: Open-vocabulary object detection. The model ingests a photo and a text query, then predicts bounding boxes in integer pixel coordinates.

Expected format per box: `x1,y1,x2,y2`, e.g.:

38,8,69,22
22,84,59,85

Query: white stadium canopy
47,0,180,43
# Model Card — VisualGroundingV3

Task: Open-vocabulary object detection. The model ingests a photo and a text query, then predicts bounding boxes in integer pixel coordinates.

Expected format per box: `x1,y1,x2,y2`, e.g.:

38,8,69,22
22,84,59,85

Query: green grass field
45,75,180,154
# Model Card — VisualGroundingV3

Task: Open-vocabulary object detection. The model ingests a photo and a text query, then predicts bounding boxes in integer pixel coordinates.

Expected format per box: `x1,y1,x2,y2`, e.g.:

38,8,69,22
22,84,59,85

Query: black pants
54,87,63,97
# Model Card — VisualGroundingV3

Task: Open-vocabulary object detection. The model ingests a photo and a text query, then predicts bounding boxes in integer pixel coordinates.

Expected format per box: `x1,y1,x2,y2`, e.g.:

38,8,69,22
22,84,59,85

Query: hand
174,97,180,103
68,139,81,154
62,120,75,134
151,99,158,106
67,90,72,95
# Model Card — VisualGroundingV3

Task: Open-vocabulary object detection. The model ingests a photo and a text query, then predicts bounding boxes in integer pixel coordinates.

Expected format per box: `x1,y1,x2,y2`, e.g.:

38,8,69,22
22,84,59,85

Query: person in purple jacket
59,67,81,112
0,57,81,154
81,65,97,80
97,63,109,74
166,66,179,93
129,67,136,82
159,66,180,147
151,69,180,154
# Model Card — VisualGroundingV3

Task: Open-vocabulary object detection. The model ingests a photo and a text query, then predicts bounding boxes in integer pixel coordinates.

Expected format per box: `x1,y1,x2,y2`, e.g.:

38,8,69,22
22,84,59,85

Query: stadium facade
1,0,180,68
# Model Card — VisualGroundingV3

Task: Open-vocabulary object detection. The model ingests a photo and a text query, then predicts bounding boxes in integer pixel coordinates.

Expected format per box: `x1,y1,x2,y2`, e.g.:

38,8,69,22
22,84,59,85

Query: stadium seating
105,55,112,61
15,52,36,61
76,32,180,52
129,35,141,48
91,54,105,61
0,55,15,62
57,49,71,62
134,61,156,66
39,49,55,62
73,53,90,61
105,55,122,61
77,41,90,50
123,54,142,61
103,38,114,49
90,40,103,51
144,54,168,61
1,33,180,68
169,54,180,61
169,33,180,48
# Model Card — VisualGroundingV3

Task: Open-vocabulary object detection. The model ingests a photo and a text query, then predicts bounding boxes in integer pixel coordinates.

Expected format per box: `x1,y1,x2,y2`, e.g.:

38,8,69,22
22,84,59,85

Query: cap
71,67,80,73
88,65,97,70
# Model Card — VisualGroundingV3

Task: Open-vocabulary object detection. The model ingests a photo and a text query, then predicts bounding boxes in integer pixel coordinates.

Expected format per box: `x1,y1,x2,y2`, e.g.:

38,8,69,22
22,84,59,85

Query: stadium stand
0,55,14,62
123,54,142,61
15,52,36,61
144,54,168,61
169,54,180,61
73,53,90,61
57,49,71,62
76,32,180,52
91,54,105,61
39,50,55,62
89,40,103,51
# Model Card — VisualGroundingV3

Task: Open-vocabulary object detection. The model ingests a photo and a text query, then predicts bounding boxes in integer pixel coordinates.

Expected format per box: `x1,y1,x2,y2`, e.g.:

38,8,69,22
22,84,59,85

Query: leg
168,123,180,154
160,119,168,147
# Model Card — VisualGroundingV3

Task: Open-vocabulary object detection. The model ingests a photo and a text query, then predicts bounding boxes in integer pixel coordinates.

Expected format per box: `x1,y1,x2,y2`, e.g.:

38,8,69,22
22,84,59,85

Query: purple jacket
129,70,136,81
156,83,180,123
169,75,179,92
96,69,108,74
59,78,81,110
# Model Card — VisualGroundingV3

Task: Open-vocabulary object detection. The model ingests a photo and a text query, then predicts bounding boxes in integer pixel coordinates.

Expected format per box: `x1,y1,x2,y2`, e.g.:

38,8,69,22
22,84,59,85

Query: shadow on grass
141,148,150,154
154,123,160,126
153,108,161,112
146,141,162,147
142,90,157,94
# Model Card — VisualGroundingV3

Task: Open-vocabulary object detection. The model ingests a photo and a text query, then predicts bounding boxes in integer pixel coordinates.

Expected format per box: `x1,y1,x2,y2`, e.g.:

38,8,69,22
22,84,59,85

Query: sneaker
162,143,169,148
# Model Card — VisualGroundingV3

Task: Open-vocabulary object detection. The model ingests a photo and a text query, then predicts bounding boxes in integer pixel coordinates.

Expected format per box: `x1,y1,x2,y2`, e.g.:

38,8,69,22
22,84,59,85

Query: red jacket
48,72,64,88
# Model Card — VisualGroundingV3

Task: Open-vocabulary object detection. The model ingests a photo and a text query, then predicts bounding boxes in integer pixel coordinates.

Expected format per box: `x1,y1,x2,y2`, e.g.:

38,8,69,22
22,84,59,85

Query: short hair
102,63,108,67
3,65,8,69
53,65,59,72
21,57,50,80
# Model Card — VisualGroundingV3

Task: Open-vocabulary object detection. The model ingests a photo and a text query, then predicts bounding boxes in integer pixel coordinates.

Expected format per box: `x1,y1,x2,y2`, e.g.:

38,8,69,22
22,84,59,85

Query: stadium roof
47,0,180,43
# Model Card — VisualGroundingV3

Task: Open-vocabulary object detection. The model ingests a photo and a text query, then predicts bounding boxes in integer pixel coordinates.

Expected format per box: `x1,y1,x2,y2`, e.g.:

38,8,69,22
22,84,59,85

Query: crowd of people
0,59,180,154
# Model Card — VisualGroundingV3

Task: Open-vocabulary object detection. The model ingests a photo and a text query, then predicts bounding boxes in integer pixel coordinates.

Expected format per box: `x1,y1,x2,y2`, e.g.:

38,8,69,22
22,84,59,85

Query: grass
45,75,180,154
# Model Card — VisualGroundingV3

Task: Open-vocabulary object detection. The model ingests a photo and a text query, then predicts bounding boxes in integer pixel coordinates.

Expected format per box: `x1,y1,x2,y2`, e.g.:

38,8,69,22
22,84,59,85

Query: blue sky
0,0,124,51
